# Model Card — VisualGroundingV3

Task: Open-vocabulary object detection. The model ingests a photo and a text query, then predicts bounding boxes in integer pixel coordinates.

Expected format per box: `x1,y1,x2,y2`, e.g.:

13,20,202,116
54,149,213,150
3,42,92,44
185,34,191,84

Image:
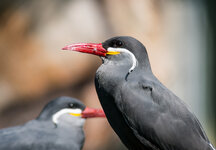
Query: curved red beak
81,107,106,118
62,43,107,57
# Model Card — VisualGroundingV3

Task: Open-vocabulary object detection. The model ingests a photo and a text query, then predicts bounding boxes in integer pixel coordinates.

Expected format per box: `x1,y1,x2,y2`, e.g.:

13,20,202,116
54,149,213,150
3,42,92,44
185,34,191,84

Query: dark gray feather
117,75,212,150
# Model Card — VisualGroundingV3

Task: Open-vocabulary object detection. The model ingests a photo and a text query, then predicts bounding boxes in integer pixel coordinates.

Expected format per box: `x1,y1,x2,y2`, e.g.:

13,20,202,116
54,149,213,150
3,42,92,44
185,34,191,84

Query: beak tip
62,46,69,50
61,43,107,56
81,107,106,118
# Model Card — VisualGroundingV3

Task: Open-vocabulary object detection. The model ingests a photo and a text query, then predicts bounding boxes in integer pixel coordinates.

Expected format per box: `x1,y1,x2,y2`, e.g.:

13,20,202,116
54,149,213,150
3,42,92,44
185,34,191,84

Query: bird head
37,97,105,127
62,36,152,80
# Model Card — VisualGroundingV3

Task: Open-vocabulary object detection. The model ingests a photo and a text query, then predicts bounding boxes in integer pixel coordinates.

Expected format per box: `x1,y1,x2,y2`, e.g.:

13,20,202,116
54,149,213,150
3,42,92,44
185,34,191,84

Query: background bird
0,96,105,150
63,36,215,150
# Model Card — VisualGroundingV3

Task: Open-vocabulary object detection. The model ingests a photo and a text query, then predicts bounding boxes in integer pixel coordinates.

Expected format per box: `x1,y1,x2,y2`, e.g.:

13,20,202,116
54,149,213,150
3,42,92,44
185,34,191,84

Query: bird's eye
116,41,123,47
116,41,122,47
68,103,74,108
112,40,123,47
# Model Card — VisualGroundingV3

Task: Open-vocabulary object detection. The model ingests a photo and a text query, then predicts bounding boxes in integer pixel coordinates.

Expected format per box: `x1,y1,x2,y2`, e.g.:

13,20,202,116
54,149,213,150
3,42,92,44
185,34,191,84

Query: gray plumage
94,36,215,150
0,97,85,150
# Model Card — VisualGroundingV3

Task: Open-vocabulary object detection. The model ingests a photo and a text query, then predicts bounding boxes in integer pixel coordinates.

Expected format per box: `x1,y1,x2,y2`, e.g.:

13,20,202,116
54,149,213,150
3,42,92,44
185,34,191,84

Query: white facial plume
52,108,83,125
107,47,138,75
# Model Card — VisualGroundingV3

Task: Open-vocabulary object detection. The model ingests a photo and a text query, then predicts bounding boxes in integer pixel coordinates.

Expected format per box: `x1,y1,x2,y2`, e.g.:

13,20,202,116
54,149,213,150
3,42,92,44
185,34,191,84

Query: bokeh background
0,0,215,149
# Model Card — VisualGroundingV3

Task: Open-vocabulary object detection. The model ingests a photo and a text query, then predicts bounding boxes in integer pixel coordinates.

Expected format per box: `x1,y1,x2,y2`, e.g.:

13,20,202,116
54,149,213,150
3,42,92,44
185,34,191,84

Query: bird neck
98,57,152,80
56,114,85,128
37,110,53,121
135,50,152,73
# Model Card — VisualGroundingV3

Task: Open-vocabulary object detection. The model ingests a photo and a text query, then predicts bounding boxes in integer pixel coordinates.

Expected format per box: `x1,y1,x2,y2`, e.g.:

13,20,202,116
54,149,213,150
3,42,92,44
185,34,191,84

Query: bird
0,96,105,150
62,36,215,150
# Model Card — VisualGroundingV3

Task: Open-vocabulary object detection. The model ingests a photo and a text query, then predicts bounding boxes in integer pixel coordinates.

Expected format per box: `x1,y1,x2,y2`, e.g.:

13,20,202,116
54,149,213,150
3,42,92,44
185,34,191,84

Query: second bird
0,96,105,150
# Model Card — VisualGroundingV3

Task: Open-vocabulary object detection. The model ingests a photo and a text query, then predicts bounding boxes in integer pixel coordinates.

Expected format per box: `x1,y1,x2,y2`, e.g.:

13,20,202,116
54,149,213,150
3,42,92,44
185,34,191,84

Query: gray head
102,36,151,69
37,97,105,128
37,97,86,127
102,36,152,79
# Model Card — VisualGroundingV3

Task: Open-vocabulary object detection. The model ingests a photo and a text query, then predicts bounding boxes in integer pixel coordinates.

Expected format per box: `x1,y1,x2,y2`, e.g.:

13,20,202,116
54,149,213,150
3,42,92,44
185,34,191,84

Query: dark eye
68,103,74,108
112,40,123,47
116,41,123,47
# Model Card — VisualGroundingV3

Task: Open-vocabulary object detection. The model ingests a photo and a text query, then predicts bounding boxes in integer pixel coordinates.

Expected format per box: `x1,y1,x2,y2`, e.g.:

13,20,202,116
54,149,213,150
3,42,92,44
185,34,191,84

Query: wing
0,121,82,150
0,125,35,150
117,79,213,150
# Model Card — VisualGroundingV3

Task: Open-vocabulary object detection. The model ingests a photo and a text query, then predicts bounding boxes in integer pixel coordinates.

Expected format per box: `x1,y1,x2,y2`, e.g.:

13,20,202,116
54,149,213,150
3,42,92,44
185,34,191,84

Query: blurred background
0,0,215,149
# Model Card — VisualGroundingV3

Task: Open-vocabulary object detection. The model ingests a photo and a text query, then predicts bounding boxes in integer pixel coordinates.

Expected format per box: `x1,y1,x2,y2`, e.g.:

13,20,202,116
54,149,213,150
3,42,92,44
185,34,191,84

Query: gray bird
62,36,215,150
0,96,105,150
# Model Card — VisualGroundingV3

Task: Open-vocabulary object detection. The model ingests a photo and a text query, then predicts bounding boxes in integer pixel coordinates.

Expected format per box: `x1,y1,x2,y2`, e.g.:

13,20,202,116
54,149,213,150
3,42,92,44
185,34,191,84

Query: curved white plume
107,47,138,74
52,108,82,124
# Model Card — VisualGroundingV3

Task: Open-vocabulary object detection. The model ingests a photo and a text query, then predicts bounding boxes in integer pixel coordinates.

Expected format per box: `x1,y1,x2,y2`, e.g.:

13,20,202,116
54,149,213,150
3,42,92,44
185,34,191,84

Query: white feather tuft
52,108,82,124
209,143,215,150
107,47,138,74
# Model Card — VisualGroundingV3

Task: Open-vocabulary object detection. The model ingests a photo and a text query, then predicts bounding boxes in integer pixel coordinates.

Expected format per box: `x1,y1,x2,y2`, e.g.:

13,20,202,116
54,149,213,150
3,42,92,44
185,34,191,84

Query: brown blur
0,0,215,149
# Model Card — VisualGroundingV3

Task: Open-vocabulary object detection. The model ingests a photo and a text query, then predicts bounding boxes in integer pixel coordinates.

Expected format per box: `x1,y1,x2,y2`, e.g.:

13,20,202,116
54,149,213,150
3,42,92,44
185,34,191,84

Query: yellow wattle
106,51,120,55
69,113,81,117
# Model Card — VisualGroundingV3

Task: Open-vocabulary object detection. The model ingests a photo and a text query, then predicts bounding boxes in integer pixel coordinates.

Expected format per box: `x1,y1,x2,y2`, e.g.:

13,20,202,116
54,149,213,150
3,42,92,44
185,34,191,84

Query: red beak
62,43,107,57
81,107,106,118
